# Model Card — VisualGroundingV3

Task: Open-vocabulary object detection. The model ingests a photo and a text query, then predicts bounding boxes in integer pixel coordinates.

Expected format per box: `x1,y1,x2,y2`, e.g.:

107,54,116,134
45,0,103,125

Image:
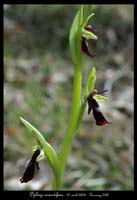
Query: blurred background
4,5,134,190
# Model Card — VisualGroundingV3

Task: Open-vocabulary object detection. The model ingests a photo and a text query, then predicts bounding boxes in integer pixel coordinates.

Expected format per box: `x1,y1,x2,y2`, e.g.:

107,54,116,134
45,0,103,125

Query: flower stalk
20,5,101,190
56,5,97,188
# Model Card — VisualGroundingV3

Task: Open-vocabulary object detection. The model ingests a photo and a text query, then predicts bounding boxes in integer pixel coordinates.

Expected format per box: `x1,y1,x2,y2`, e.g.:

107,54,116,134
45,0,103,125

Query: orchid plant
19,5,111,190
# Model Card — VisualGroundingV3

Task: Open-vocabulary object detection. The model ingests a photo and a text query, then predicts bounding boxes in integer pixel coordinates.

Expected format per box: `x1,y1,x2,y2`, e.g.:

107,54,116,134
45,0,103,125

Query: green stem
57,10,83,189
76,100,87,130
58,64,82,183
52,63,83,189
52,5,85,190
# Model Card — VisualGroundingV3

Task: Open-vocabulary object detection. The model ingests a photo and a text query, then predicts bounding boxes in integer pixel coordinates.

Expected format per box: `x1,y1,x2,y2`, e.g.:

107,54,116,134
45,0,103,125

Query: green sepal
94,95,109,102
82,28,97,40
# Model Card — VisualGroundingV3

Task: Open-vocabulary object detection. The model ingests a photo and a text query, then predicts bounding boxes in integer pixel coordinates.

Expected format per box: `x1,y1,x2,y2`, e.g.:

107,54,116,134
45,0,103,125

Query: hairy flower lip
20,149,40,183
81,36,96,58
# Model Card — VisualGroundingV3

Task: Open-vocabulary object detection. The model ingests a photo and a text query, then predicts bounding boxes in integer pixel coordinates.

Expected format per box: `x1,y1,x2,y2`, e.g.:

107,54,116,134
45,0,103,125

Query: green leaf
82,28,97,40
69,10,79,63
85,67,96,96
94,95,109,102
78,5,84,26
20,117,61,189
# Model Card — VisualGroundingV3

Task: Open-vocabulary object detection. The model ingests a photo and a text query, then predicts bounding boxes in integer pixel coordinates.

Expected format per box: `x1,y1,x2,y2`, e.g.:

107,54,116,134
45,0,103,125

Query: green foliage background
4,5,134,190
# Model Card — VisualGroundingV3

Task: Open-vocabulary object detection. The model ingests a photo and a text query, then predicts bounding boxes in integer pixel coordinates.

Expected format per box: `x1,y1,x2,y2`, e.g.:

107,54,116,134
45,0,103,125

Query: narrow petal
81,36,96,58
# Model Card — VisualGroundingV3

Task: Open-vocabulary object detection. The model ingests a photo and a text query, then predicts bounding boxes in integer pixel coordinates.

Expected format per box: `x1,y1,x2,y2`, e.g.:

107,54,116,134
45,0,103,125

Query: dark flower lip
92,105,111,126
81,36,96,58
20,149,40,183
95,118,111,126
87,90,111,126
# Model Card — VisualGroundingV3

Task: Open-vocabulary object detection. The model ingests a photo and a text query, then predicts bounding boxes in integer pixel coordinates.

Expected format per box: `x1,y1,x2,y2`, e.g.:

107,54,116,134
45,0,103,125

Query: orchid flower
20,149,40,183
81,25,97,57
87,90,111,126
